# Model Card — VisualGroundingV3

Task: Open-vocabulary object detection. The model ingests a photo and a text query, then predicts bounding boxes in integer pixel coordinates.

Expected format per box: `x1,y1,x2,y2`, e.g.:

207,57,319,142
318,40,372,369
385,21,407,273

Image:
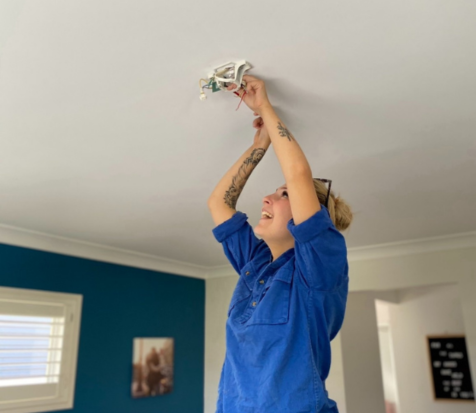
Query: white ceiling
1,0,475,269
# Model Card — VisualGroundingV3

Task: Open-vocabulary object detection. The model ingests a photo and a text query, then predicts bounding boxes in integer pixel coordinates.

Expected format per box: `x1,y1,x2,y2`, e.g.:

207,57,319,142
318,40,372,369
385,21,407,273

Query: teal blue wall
0,243,205,413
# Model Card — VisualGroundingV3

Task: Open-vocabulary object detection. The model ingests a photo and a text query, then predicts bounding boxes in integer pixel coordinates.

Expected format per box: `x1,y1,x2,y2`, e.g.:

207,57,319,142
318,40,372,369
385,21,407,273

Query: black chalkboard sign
427,336,474,401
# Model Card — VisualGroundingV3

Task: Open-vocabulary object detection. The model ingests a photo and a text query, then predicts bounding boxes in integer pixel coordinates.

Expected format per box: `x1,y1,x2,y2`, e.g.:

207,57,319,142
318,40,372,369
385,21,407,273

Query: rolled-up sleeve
287,206,348,291
212,211,265,275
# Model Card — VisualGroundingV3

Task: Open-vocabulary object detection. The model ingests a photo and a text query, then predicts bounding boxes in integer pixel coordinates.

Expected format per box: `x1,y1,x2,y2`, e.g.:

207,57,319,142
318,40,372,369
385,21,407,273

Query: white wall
205,247,476,413
458,272,476,395
383,284,474,413
204,277,236,413
340,291,386,413
349,246,476,406
325,334,347,413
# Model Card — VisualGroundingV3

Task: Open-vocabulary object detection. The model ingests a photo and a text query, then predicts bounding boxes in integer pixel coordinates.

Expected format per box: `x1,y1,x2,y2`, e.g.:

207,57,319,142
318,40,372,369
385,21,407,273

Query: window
0,287,82,413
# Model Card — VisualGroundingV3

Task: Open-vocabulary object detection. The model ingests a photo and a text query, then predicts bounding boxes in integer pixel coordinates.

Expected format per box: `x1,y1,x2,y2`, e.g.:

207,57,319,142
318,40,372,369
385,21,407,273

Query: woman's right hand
228,75,271,115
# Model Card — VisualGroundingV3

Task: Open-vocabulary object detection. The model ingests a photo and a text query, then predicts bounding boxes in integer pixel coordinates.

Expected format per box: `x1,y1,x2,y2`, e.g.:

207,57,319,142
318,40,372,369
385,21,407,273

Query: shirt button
245,271,250,276
259,280,264,284
252,302,257,307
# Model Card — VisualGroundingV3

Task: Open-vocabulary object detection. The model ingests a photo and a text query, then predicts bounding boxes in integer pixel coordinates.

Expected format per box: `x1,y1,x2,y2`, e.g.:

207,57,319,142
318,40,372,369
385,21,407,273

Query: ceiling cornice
0,223,207,279
0,223,475,280
345,231,476,262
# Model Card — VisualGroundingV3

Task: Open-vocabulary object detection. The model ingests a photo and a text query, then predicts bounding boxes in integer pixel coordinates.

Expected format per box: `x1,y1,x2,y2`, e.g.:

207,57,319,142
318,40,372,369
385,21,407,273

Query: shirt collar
268,247,294,268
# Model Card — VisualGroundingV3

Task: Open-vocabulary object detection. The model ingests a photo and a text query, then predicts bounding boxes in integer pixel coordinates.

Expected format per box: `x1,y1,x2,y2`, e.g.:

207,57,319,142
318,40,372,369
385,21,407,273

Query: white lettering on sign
452,380,462,386
449,352,464,359
434,361,442,368
439,351,447,357
444,386,450,392
452,372,464,379
461,392,470,398
443,361,457,368
454,387,461,392
440,369,452,376
446,343,454,349
431,342,441,349
443,380,450,386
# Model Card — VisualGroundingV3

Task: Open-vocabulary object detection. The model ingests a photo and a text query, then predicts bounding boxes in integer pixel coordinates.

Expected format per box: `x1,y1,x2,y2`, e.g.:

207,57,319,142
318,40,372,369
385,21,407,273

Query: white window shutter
0,287,82,413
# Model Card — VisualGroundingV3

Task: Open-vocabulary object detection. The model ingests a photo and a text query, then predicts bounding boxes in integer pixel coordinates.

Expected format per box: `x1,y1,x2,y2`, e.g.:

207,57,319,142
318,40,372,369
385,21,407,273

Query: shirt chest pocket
247,274,292,325
229,268,293,326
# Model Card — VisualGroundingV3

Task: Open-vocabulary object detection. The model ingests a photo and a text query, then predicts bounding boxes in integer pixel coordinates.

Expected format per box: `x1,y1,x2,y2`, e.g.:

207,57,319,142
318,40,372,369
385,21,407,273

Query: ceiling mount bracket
199,60,252,101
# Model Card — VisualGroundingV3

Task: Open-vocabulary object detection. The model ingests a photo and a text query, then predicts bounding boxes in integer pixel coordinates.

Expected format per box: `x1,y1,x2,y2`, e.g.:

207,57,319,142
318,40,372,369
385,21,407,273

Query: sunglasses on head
313,178,332,208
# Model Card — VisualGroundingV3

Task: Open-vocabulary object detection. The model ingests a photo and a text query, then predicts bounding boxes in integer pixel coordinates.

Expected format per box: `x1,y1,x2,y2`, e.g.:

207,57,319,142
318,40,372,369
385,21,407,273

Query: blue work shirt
212,205,349,413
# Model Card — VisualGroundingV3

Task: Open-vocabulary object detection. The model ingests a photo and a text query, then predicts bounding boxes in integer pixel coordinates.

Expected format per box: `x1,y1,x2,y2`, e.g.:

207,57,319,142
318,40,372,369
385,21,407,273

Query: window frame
0,287,82,413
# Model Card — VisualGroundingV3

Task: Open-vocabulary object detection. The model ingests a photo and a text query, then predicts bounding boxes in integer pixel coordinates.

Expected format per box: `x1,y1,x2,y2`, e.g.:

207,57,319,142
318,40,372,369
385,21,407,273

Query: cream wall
204,277,236,413
205,246,476,413
384,284,474,413
325,334,347,413
348,247,476,400
340,291,386,413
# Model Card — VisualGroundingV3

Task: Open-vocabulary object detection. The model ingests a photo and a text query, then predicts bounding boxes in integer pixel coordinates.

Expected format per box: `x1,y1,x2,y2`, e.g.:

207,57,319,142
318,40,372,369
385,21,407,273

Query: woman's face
254,184,294,241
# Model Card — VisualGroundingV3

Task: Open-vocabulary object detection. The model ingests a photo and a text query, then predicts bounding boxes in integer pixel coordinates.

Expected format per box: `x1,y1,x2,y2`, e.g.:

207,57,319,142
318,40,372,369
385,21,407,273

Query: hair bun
312,179,353,231
332,195,353,232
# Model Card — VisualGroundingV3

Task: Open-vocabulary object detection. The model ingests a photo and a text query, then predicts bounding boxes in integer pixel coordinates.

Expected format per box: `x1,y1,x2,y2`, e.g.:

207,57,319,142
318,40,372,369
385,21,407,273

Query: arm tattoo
224,148,266,209
277,122,294,142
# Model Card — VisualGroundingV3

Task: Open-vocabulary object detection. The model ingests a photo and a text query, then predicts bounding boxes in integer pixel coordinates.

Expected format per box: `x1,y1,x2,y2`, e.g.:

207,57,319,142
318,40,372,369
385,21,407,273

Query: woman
207,75,353,413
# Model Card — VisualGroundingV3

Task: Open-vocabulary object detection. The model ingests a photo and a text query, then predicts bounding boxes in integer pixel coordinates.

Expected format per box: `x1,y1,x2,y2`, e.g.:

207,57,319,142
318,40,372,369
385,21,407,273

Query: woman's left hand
252,116,271,146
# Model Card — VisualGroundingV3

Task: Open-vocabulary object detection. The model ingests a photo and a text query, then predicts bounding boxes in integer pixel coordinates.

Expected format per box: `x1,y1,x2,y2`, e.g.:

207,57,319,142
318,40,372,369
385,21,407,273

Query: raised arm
237,75,321,226
207,119,271,226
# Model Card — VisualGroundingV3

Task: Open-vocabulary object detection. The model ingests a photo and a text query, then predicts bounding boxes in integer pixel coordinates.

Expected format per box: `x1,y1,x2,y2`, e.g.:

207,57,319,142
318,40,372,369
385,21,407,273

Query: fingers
243,75,262,90
253,117,263,129
227,75,261,94
229,84,245,96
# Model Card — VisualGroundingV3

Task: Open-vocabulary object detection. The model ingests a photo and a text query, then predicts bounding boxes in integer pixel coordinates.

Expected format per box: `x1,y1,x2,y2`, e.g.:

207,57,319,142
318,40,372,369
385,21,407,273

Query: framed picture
132,337,174,398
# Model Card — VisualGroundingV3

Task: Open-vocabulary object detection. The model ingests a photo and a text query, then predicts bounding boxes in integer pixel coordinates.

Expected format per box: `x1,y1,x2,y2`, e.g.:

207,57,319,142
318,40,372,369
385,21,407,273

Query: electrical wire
199,74,246,108
199,78,210,89
236,90,246,111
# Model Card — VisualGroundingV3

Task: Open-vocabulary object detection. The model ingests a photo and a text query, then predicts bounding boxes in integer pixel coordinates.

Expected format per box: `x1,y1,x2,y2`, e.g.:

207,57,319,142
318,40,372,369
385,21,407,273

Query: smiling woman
207,75,353,413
